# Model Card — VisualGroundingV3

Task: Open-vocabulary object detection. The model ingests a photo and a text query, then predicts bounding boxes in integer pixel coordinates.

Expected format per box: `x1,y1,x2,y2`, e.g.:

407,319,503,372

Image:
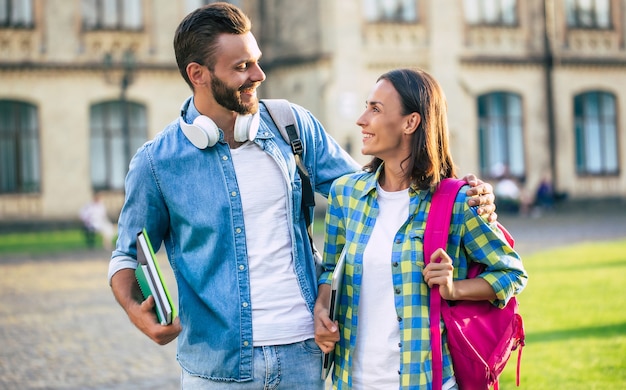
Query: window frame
89,100,147,191
574,91,620,176
82,0,143,31
0,0,34,28
0,100,41,194
566,0,612,30
463,0,518,27
362,0,419,23
477,91,526,180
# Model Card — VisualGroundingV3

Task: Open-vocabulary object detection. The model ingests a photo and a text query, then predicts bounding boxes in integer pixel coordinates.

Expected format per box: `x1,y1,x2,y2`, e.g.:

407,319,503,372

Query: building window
82,0,143,31
184,0,241,14
0,100,40,194
464,0,517,26
574,91,618,175
478,92,525,179
363,0,418,23
566,0,611,29
90,101,147,190
0,0,34,28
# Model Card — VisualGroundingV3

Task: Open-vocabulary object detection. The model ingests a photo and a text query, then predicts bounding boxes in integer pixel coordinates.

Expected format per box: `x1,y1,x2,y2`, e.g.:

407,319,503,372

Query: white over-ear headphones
179,106,260,149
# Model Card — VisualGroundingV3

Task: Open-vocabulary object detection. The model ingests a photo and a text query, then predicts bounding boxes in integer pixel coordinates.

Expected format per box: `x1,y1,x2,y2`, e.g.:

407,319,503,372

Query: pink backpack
425,178,525,390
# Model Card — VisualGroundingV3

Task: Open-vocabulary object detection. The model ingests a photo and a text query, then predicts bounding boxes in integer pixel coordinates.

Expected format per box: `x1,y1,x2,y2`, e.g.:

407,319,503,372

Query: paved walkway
0,250,180,390
0,200,625,389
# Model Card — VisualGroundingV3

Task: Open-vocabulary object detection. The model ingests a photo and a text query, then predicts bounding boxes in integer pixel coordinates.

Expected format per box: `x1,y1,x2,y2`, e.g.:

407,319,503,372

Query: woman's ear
187,62,208,88
404,113,421,134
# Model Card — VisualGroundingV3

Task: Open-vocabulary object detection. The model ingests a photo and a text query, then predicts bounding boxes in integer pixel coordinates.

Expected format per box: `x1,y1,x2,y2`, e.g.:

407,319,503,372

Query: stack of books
134,228,176,325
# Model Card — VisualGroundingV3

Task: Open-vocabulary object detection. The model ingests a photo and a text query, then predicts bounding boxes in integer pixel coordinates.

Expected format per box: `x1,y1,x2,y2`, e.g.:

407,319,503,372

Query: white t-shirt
231,141,313,346
352,185,409,389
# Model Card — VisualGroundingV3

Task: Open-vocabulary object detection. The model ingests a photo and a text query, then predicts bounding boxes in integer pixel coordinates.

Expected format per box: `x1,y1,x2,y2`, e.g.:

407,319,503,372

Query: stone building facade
1,0,624,225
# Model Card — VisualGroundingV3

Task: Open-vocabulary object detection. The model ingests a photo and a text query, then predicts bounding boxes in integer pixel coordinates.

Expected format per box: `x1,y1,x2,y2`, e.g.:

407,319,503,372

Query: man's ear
187,62,208,88
404,113,421,134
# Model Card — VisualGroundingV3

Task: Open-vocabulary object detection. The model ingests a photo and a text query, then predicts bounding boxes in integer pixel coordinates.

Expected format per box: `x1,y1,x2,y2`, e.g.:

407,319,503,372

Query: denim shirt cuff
107,255,138,285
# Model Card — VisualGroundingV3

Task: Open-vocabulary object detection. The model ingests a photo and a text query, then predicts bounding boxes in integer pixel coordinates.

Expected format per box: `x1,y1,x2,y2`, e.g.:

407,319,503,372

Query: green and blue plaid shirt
319,167,527,390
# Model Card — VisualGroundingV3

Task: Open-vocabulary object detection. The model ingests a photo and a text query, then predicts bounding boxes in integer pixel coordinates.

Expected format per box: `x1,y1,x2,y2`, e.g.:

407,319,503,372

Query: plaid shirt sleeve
448,185,528,308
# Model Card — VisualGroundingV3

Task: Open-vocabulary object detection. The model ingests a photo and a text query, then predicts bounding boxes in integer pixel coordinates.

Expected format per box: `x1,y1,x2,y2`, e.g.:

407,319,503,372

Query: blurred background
1,0,625,230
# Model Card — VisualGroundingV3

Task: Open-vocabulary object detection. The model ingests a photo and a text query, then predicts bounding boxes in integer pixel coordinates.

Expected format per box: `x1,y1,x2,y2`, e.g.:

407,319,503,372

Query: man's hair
173,2,252,89
364,68,458,189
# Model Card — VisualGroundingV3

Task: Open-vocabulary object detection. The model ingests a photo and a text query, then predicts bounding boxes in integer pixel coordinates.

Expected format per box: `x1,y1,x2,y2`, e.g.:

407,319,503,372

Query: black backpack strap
261,99,316,234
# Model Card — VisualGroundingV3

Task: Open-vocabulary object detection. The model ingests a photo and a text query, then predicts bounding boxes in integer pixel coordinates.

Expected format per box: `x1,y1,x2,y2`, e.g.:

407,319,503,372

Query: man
108,3,497,389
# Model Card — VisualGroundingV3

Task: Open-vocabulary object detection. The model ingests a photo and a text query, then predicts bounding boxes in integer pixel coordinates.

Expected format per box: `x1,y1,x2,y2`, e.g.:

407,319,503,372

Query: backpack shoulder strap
424,178,466,390
261,99,303,156
424,178,466,262
260,98,317,245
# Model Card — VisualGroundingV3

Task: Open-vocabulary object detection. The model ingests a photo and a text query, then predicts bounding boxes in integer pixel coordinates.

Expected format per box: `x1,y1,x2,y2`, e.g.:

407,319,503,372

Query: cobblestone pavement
0,250,180,390
0,200,625,389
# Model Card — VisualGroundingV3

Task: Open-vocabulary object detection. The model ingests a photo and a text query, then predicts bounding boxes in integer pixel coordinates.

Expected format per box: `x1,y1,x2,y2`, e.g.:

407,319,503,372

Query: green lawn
0,229,104,255
498,239,626,389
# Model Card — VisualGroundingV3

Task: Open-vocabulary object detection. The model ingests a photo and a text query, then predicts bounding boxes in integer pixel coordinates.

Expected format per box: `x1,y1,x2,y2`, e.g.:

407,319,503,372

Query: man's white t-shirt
231,141,313,346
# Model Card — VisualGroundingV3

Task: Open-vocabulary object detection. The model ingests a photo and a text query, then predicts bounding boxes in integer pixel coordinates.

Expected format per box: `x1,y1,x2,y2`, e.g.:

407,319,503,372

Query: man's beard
210,73,259,115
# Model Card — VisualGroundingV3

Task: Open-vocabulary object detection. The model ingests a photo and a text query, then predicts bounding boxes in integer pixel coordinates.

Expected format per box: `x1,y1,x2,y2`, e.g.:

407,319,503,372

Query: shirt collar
357,163,430,202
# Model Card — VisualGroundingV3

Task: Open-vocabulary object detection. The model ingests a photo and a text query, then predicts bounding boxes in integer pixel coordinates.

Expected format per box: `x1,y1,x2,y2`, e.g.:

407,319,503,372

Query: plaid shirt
319,167,527,390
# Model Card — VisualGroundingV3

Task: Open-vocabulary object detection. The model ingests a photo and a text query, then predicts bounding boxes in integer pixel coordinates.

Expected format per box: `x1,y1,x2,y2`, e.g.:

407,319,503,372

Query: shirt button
239,264,245,270
243,341,249,346
395,288,401,294
242,302,248,308
231,191,237,197
395,238,401,244
222,156,228,161
236,228,242,234
398,342,402,348
392,262,399,267
397,316,402,322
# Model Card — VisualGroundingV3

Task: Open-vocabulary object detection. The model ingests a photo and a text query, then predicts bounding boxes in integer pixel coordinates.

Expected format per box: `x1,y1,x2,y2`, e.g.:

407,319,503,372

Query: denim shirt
108,96,359,381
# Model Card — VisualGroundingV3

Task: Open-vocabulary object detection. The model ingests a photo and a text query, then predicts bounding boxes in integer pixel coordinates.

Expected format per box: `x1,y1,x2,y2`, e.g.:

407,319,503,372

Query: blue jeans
181,338,324,389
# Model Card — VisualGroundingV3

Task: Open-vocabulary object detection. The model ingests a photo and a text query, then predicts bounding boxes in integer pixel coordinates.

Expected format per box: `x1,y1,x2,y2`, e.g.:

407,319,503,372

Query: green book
135,228,176,325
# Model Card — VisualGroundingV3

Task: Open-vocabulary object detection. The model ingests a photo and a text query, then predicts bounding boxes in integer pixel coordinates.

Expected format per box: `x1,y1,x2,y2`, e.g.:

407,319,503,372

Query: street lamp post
103,49,136,172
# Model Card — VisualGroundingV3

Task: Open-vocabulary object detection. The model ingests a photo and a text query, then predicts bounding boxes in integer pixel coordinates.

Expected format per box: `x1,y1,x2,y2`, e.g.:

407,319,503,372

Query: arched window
574,91,619,175
477,92,525,179
90,100,147,190
0,100,40,194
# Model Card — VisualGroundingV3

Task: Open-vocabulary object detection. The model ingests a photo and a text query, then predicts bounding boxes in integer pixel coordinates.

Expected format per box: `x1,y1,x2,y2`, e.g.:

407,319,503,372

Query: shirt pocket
291,176,302,223
408,228,425,267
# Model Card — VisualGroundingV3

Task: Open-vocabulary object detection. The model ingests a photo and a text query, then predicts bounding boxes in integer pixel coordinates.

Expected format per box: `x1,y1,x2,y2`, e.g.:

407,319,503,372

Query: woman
314,68,528,389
